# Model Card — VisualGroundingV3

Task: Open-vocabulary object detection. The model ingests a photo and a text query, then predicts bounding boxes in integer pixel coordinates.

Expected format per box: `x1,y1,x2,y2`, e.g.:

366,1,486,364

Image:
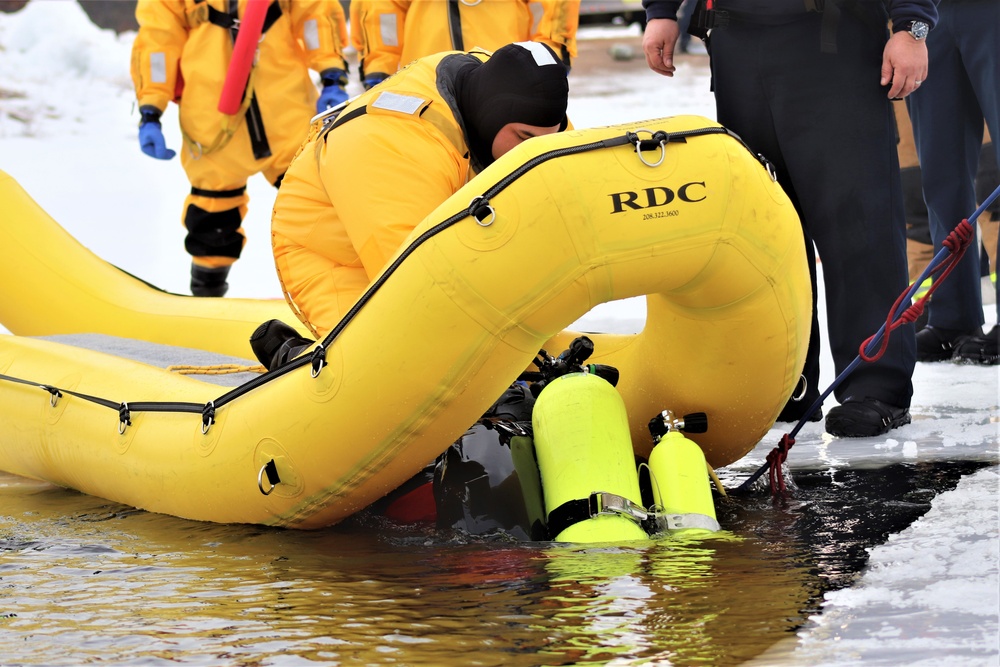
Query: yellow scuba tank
510,434,548,540
646,411,720,536
532,372,649,543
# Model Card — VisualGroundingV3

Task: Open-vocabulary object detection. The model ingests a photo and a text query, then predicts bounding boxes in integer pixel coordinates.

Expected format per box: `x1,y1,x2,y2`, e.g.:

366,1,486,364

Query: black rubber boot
825,397,911,438
190,264,231,297
953,325,999,365
915,325,981,362
249,319,315,371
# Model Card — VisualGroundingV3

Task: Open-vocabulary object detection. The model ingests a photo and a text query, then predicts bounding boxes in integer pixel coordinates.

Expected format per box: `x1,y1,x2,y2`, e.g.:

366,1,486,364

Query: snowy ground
0,2,997,664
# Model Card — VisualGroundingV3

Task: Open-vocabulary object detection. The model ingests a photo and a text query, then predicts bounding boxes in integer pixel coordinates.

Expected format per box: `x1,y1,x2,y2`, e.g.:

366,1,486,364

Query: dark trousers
907,0,1000,326
708,9,915,407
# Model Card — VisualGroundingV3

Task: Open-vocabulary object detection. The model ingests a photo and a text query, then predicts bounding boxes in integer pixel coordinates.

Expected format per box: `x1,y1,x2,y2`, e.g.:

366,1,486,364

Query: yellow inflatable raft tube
0,116,810,528
0,172,305,357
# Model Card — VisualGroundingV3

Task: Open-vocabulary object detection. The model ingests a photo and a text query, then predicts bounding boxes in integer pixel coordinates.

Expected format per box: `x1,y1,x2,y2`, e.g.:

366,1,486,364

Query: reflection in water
535,536,819,665
0,461,987,665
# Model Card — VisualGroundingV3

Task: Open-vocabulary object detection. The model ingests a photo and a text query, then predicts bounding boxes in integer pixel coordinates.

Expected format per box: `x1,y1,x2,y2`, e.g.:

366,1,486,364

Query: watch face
910,21,929,40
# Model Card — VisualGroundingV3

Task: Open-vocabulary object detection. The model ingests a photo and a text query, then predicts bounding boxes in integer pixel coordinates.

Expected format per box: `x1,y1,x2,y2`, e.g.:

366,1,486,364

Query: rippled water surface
0,461,986,666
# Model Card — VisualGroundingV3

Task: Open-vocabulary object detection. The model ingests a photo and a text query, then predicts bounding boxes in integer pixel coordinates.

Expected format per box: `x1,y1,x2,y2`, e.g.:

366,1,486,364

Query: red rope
755,219,975,497
766,433,795,494
860,219,975,363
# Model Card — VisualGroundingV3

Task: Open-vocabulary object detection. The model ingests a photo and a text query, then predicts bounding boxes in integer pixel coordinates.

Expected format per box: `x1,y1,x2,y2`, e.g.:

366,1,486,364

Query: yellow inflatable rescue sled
0,116,810,529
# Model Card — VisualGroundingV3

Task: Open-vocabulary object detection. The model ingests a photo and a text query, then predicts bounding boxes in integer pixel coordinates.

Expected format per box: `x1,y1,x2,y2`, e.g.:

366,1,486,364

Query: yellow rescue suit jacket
350,0,579,80
272,51,482,338
130,0,348,154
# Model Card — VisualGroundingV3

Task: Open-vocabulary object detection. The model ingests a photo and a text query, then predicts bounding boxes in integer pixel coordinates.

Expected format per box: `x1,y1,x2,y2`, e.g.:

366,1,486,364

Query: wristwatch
907,20,930,41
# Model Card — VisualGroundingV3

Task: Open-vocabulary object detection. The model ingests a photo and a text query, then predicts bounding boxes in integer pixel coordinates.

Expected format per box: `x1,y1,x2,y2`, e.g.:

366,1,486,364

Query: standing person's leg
709,21,822,423
677,0,694,52
894,100,934,332
907,4,986,358
953,0,1000,362
976,141,999,287
781,15,913,433
180,140,256,297
712,12,915,435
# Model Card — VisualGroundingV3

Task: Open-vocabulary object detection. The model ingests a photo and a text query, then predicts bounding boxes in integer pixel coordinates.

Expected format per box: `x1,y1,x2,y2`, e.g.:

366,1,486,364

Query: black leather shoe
825,397,911,438
249,319,314,371
190,264,231,297
915,325,980,362
953,325,999,365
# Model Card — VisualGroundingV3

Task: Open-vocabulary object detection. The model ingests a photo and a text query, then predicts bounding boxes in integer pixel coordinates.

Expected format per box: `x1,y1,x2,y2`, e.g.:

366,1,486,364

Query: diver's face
491,122,561,160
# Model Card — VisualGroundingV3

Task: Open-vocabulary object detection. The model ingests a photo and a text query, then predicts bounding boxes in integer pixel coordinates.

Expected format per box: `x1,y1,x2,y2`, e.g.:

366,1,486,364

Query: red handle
217,0,269,115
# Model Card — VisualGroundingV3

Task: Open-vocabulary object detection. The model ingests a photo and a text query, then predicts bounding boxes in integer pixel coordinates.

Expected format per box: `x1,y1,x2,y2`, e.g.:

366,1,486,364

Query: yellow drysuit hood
456,42,569,171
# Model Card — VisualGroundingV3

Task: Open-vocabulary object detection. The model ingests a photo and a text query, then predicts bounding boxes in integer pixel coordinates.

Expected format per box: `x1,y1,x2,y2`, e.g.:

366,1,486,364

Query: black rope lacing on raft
0,126,759,429
0,372,213,431
736,182,999,496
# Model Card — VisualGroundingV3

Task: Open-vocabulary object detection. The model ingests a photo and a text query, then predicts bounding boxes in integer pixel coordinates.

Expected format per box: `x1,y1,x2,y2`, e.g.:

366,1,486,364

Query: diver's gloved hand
362,72,389,90
137,105,176,160
317,68,349,112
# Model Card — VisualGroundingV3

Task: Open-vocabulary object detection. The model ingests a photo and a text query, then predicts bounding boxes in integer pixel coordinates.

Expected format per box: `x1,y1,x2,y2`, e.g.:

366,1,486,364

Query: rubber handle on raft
217,0,269,115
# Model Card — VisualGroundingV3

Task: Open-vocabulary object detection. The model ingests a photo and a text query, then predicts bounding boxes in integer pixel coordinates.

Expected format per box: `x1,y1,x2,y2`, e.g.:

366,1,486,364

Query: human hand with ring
881,30,928,99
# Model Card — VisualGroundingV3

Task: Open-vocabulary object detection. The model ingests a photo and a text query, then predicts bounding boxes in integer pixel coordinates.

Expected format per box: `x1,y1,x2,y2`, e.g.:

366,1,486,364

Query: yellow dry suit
130,0,348,271
271,51,483,338
350,0,579,82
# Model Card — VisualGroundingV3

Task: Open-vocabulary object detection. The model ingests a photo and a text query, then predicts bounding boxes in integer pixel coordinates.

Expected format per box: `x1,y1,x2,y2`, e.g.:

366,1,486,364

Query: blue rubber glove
317,68,349,112
363,72,389,91
317,84,348,112
138,106,176,160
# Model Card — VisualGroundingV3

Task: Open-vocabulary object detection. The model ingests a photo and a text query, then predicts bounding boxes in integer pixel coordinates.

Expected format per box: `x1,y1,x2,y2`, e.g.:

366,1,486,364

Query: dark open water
0,461,988,666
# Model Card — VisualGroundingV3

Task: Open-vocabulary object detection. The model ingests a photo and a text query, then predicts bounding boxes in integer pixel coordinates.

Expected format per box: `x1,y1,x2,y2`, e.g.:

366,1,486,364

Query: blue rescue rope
738,181,1000,494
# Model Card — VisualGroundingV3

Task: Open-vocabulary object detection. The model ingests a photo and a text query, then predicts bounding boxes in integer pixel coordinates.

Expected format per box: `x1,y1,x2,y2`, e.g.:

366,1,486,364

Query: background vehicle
578,0,647,29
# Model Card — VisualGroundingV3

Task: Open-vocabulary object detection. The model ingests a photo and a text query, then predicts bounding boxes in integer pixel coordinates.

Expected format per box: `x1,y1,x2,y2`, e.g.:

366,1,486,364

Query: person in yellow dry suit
349,0,580,90
250,42,570,534
250,41,570,369
130,0,350,297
